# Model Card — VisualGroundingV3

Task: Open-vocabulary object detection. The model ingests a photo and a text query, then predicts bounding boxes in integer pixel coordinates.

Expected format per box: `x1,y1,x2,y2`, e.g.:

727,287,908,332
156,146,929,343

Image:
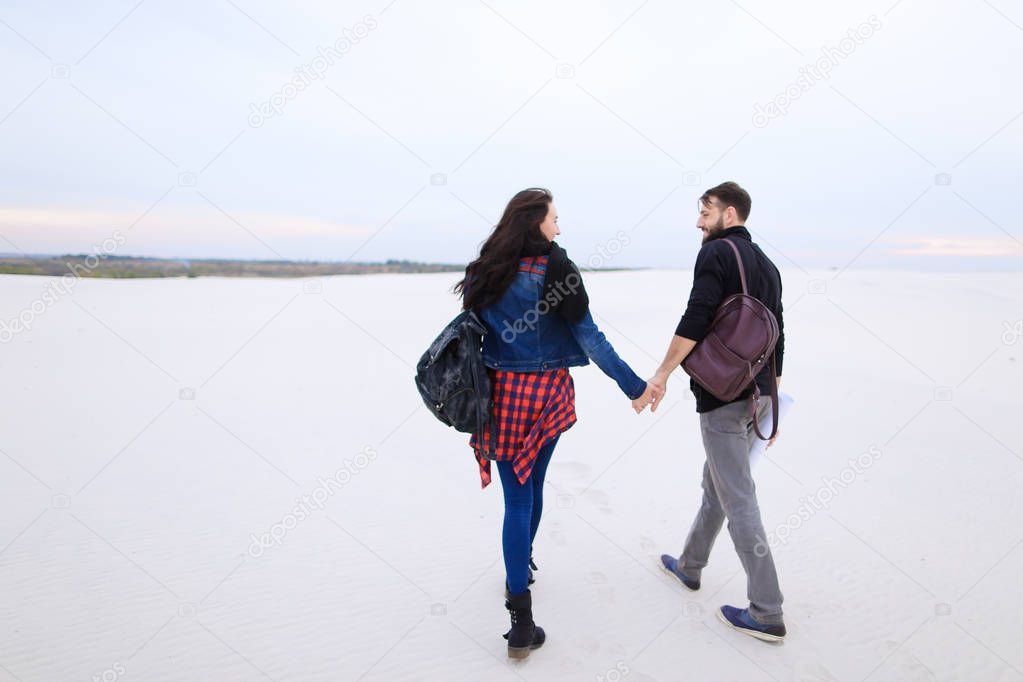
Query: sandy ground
0,268,1021,681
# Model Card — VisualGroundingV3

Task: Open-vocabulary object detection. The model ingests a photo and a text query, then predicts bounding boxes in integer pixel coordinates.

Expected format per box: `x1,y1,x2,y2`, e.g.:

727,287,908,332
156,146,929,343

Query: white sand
0,268,1021,681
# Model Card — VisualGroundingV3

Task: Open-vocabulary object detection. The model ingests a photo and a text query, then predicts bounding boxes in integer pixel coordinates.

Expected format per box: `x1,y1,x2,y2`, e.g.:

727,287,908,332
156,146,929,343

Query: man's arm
648,335,696,412
647,244,726,411
655,335,697,379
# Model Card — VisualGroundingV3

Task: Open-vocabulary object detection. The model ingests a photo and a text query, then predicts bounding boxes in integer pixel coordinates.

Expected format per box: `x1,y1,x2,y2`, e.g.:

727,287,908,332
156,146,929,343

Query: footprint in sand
578,636,600,655
553,460,591,480
605,642,627,658
794,660,840,681
582,489,613,514
625,672,660,682
572,638,629,664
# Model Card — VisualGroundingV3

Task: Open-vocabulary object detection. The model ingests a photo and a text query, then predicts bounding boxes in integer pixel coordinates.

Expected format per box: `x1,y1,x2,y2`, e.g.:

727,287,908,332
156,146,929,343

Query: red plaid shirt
469,256,577,488
470,367,577,488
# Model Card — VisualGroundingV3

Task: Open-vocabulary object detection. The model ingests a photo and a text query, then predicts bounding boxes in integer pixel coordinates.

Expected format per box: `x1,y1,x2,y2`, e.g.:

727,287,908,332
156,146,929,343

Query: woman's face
539,202,560,241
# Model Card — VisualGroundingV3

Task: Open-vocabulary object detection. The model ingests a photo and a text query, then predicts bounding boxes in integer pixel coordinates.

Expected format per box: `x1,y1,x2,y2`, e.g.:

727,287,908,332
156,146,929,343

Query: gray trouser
679,397,784,624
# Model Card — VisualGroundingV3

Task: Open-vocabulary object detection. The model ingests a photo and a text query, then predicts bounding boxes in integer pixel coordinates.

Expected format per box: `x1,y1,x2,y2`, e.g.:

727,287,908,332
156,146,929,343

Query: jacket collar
710,225,751,242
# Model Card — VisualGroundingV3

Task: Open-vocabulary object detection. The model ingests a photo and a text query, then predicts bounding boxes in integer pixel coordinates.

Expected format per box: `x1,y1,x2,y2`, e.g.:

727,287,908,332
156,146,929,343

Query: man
648,181,786,642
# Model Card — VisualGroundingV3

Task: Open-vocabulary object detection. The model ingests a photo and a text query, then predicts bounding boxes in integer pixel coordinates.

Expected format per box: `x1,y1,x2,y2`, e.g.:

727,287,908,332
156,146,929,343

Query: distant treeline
0,255,467,279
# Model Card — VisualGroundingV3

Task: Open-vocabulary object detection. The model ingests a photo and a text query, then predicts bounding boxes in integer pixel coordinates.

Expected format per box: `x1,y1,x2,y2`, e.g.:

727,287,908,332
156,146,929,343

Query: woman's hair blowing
455,188,552,311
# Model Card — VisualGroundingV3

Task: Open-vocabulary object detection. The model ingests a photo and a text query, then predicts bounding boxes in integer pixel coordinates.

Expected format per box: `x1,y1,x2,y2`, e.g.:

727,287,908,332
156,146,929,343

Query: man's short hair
700,181,751,222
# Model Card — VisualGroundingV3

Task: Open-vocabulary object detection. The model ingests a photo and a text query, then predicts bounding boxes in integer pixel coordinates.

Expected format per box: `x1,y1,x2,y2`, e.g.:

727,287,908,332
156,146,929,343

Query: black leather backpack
414,310,496,456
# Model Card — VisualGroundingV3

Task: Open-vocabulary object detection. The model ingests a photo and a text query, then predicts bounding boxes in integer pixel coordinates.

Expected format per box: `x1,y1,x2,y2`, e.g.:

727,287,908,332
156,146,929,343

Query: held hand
631,386,650,414
767,430,780,449
631,383,656,414
647,374,668,413
631,382,665,414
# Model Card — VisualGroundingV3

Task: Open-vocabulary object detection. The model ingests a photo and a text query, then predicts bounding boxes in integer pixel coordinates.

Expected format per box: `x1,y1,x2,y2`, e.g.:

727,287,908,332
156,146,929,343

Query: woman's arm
569,310,647,400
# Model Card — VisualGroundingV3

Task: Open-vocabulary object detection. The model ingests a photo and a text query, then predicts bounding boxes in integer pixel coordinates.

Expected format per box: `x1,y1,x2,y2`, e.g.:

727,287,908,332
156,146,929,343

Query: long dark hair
455,188,552,311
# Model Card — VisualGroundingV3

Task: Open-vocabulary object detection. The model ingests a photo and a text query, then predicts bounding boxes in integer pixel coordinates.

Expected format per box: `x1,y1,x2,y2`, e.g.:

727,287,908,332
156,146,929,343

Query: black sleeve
675,243,726,341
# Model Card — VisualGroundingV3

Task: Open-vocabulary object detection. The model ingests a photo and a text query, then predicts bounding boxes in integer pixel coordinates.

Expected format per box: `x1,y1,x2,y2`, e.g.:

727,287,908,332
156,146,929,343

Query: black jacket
675,226,785,413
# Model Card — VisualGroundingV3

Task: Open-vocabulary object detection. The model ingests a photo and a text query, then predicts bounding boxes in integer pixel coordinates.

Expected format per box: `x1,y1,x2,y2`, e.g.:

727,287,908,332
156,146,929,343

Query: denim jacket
479,257,646,400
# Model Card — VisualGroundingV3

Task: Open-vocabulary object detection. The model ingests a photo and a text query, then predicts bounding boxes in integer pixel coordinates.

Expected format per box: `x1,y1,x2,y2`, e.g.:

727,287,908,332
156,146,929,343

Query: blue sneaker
660,554,700,591
717,605,786,642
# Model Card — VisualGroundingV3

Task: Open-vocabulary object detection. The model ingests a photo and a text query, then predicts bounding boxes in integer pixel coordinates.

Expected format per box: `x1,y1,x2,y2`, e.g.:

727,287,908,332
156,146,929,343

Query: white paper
749,392,794,469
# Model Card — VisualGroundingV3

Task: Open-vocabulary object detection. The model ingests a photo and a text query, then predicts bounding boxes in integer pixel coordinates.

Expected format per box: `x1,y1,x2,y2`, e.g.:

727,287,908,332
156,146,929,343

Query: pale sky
1,0,1021,271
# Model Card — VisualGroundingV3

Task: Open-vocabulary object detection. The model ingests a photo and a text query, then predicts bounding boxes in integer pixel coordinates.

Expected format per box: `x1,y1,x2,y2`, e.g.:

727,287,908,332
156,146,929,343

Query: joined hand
631,379,666,414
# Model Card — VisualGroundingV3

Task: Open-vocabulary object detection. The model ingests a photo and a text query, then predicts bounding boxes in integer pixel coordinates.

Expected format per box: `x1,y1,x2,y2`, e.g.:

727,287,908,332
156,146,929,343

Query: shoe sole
659,560,699,591
507,643,543,659
716,609,784,643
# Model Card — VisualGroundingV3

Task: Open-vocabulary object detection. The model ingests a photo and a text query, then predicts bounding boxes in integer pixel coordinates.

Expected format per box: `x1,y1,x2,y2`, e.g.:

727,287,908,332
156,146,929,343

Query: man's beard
702,216,726,244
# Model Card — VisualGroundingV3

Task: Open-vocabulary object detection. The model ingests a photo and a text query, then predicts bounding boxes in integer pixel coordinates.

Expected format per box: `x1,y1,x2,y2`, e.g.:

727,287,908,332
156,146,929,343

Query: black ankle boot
503,589,545,659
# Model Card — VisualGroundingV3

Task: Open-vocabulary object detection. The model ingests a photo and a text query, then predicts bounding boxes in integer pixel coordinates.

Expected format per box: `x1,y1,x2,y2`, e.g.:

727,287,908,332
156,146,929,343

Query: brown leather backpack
681,238,780,440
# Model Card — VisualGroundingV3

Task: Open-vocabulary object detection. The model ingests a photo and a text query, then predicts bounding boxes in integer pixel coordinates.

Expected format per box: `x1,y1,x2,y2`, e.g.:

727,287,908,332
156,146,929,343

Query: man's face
696,199,727,244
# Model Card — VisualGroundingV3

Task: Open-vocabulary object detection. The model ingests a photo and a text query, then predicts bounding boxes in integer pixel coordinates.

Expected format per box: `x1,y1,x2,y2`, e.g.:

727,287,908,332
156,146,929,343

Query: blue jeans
496,434,560,595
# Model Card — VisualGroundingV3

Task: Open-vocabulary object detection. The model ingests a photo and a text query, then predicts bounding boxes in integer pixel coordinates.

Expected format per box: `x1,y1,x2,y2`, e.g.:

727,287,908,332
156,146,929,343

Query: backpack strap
488,406,498,459
722,238,749,295
466,311,499,459
750,355,779,441
475,353,498,459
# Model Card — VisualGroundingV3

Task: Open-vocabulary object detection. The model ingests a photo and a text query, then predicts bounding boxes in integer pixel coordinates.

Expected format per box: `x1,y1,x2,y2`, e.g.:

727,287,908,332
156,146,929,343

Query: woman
454,188,658,658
